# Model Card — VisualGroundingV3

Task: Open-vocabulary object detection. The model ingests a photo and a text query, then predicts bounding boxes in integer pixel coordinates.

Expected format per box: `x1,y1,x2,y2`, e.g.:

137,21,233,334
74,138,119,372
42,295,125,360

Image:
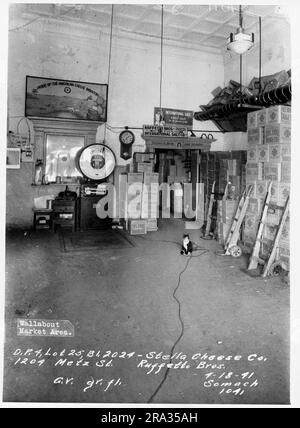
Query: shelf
142,135,216,151
194,83,291,133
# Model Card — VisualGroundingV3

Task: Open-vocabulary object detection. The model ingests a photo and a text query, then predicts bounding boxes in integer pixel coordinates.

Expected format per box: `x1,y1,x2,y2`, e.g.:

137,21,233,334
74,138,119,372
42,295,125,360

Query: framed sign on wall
154,107,193,129
25,76,108,122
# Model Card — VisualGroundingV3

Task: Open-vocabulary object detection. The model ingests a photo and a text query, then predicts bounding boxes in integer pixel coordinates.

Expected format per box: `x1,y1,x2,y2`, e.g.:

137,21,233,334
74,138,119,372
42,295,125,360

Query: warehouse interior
3,3,295,405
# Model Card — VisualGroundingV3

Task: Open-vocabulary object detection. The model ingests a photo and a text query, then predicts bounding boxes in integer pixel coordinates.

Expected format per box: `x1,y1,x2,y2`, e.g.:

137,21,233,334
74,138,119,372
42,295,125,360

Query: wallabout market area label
16,319,74,337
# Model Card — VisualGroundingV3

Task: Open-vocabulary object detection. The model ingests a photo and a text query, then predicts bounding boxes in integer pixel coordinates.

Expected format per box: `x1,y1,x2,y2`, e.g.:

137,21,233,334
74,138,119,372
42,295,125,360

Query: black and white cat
180,234,193,256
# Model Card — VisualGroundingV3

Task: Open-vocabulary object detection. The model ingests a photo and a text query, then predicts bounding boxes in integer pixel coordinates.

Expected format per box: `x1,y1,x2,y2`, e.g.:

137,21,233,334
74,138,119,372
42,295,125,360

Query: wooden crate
247,147,258,162
127,173,144,184
280,162,291,183
128,219,147,235
266,105,291,125
247,111,258,129
265,124,291,144
137,162,153,173
257,145,269,162
257,108,267,126
263,163,281,181
247,127,264,145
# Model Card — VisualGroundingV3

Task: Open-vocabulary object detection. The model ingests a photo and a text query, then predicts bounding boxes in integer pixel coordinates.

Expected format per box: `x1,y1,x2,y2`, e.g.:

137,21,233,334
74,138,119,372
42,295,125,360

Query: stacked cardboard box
215,151,246,242
128,219,147,235
158,153,166,183
127,173,144,220
141,172,159,231
125,152,160,233
244,105,291,266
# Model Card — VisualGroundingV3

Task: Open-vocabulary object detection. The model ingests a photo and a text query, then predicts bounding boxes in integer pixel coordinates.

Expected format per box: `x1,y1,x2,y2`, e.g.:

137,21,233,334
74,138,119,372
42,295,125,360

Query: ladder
204,181,216,237
247,181,273,270
262,195,289,278
219,182,229,245
224,184,253,256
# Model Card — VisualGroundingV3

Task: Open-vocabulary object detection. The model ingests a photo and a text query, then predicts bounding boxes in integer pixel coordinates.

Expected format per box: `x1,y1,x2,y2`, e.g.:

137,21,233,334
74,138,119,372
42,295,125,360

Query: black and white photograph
1,0,300,410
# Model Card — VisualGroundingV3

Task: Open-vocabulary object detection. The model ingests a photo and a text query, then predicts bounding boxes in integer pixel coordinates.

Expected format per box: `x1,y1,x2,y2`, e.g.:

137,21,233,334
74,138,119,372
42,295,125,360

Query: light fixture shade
227,28,254,55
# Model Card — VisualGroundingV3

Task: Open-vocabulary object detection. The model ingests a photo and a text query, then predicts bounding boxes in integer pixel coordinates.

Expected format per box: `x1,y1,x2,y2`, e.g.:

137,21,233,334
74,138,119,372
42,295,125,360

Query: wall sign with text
143,125,188,138
25,76,108,122
154,107,193,129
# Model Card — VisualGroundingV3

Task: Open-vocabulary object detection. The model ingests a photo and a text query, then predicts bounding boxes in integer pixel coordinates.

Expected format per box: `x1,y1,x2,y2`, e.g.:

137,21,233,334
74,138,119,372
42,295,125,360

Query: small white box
263,163,281,182
247,147,258,162
257,108,267,126
247,127,264,145
281,144,291,162
268,144,281,162
137,162,153,173
247,111,258,129
266,105,291,124
257,145,269,162
265,124,291,144
255,181,268,199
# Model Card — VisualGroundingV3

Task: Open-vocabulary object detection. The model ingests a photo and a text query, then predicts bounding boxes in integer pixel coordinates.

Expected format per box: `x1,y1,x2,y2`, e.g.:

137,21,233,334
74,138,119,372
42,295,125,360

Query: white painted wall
7,14,224,227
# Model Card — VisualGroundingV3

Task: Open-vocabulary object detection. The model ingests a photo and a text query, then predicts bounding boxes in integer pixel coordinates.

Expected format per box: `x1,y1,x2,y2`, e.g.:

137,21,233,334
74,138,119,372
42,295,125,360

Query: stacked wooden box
124,153,159,234
141,172,159,231
215,152,246,244
159,152,188,184
244,105,291,267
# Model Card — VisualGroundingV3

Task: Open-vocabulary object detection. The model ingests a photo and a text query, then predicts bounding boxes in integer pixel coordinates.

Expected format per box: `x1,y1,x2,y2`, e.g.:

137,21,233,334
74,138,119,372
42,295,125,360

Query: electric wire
104,123,223,133
103,5,114,142
147,246,209,403
259,16,262,94
159,5,164,110
132,234,209,402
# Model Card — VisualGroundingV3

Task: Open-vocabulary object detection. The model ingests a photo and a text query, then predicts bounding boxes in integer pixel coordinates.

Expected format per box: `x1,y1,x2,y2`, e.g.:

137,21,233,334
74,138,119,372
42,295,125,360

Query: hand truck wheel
269,262,283,277
229,245,242,258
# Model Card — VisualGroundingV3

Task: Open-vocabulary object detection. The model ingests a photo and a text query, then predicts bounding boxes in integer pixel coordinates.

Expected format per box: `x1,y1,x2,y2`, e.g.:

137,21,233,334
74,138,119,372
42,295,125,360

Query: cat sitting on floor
180,234,193,256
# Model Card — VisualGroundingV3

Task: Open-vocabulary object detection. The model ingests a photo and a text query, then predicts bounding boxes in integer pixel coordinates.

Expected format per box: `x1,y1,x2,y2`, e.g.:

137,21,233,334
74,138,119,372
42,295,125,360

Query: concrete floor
4,219,289,404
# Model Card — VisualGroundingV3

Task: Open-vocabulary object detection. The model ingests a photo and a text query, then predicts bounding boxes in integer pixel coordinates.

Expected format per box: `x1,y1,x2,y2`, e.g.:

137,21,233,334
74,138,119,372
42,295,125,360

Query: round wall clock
119,130,135,145
119,130,135,160
77,143,116,181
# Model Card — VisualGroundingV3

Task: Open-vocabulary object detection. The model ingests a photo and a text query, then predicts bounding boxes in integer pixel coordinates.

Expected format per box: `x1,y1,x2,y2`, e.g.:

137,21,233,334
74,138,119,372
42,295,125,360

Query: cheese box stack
141,173,159,221
136,162,153,173
244,105,291,267
127,173,144,220
133,151,156,174
264,106,291,266
127,180,143,219
123,151,159,234
146,218,158,232
128,219,147,235
141,183,159,220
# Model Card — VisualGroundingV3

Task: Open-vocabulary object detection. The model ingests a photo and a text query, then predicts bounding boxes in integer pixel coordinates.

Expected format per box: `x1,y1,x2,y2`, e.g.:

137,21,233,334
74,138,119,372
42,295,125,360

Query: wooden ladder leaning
247,181,273,270
204,181,216,237
262,195,289,278
224,184,254,257
219,182,229,245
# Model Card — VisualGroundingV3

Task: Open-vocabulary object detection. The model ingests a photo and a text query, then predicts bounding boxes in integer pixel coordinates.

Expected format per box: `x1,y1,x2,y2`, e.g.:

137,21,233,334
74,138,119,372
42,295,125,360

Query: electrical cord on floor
134,235,208,253
147,248,209,403
133,235,209,402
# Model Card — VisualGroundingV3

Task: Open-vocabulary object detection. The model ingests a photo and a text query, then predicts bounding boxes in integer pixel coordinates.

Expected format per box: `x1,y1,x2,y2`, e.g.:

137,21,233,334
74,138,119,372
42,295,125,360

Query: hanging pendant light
227,5,254,55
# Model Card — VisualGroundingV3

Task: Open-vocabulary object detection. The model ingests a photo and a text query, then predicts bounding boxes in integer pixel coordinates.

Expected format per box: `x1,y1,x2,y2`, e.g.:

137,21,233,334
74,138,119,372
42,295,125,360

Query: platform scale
76,143,116,230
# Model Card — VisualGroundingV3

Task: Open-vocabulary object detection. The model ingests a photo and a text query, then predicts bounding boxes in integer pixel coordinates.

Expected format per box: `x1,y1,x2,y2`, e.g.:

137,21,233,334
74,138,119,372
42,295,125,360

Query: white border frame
6,148,21,169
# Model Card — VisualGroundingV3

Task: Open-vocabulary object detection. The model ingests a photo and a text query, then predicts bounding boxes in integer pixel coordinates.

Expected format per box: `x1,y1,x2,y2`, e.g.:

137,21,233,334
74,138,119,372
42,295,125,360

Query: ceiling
10,3,289,52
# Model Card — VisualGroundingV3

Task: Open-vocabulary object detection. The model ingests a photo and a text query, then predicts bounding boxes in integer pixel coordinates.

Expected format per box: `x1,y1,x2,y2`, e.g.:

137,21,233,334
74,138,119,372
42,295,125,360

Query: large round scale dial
77,143,116,181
